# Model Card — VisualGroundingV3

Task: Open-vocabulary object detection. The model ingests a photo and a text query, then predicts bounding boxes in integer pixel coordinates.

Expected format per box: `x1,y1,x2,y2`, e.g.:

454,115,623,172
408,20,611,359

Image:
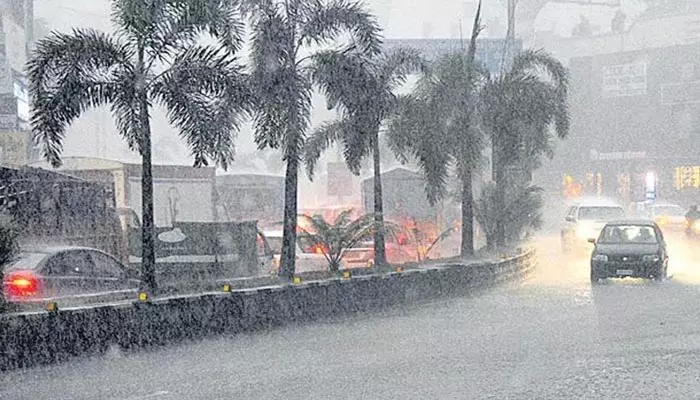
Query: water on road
3,234,700,399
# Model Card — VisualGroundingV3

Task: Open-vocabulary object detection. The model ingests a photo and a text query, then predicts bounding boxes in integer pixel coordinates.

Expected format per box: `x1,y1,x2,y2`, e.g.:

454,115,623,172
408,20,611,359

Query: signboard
589,149,646,161
327,162,354,197
602,61,647,97
674,166,700,190
383,38,523,76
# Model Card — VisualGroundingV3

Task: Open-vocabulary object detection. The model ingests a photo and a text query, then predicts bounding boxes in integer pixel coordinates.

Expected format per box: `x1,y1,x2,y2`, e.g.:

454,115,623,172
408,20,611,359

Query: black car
589,220,668,283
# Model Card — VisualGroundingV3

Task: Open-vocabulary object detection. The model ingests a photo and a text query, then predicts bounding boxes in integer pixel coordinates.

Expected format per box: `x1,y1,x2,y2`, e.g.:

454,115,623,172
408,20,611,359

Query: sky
29,0,645,168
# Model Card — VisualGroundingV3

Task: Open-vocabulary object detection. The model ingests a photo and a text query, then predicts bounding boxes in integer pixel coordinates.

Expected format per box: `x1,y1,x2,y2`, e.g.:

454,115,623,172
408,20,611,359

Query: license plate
616,269,634,276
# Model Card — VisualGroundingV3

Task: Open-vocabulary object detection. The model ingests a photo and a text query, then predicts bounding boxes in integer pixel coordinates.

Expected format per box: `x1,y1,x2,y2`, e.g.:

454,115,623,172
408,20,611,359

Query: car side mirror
587,238,596,244
566,216,575,222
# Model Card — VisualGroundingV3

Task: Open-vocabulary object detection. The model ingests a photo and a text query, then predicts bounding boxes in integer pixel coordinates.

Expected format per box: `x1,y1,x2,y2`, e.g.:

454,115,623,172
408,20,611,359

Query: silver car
2,246,141,311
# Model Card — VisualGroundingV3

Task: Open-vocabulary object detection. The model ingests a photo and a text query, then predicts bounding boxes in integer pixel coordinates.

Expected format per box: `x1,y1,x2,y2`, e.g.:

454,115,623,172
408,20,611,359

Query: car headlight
642,254,660,262
592,254,608,262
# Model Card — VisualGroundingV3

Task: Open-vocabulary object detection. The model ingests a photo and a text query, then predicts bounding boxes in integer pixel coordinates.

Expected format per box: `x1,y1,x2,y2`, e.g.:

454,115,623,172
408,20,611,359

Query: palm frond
28,29,133,167
300,0,382,56
304,118,350,180
309,49,375,113
150,45,250,169
508,48,570,139
376,46,429,90
111,0,156,43
145,0,246,64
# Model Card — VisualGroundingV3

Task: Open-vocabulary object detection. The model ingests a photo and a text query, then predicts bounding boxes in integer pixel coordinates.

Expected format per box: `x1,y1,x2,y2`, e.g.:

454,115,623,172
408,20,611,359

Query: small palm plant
297,210,385,273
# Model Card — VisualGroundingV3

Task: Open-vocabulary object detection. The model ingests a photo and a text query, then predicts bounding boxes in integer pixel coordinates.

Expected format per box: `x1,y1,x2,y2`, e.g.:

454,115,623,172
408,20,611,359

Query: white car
261,231,339,274
561,200,626,253
650,203,687,231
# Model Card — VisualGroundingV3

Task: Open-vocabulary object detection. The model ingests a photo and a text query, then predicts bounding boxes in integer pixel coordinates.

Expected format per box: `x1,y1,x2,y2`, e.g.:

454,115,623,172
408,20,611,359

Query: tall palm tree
28,0,250,293
303,46,427,267
482,49,569,248
386,3,484,257
245,0,381,279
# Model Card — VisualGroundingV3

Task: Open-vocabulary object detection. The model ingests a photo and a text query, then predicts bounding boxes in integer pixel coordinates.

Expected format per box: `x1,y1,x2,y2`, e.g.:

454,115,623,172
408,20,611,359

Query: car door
655,226,669,264
42,250,94,301
89,250,140,297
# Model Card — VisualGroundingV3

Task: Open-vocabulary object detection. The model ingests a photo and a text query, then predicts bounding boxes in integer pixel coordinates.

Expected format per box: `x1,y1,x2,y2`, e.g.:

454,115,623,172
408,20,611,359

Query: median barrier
0,248,536,371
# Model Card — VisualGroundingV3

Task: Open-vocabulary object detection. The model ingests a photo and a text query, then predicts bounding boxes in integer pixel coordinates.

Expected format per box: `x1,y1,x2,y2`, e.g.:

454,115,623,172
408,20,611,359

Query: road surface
3,234,700,399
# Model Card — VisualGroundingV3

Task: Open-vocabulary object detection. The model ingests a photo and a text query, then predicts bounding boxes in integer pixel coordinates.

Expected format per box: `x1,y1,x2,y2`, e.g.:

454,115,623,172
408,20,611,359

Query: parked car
561,200,626,253
2,246,140,311
589,220,668,283
261,231,340,274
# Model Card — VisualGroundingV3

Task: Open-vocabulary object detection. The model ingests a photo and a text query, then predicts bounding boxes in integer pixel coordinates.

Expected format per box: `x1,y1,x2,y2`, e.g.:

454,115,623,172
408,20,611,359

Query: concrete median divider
0,248,536,371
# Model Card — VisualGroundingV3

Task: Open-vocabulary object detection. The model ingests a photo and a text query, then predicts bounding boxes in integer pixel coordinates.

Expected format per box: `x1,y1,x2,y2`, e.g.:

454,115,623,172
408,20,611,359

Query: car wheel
590,269,602,284
653,267,667,282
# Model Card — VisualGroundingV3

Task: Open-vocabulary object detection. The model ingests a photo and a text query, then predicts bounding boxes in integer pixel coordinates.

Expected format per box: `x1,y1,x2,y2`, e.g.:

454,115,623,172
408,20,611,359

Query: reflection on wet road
3,234,700,399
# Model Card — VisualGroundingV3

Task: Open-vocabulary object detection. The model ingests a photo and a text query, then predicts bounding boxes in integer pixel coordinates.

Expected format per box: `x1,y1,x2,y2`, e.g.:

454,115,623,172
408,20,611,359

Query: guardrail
0,248,536,371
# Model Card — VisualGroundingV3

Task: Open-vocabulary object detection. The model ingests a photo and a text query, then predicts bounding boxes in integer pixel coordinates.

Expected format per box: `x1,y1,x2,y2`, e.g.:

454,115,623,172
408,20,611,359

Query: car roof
19,245,101,255
604,219,657,227
573,197,623,207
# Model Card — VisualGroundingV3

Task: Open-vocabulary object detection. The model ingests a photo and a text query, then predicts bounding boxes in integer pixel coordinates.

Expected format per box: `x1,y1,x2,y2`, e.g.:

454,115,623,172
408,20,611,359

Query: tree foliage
386,2,484,257
28,0,250,291
298,210,388,272
474,183,544,247
245,0,382,277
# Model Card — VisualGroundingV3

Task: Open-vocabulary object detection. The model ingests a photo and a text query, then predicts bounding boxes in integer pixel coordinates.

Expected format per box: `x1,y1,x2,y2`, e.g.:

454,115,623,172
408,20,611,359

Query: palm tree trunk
492,137,506,249
136,46,157,294
279,148,299,280
371,131,387,267
460,167,474,258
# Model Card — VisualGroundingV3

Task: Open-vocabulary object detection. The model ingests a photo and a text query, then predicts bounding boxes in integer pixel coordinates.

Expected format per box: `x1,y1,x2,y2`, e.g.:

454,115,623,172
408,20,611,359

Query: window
90,251,125,278
578,206,625,221
45,251,93,276
598,225,659,244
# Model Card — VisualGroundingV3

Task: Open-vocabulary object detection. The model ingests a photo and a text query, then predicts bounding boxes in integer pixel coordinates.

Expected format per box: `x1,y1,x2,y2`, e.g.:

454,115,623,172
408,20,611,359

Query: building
0,0,34,165
543,42,700,206
29,157,217,229
216,173,284,227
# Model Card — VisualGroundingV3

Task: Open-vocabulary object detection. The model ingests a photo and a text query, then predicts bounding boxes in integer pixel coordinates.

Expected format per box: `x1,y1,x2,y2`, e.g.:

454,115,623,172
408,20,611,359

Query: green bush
475,183,544,249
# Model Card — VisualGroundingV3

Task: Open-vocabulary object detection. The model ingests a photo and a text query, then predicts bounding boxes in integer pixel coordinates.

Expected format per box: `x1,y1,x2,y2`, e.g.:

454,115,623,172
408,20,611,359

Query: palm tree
482,49,569,248
245,0,381,279
297,210,386,272
28,0,250,293
474,182,544,248
303,46,427,268
386,3,484,258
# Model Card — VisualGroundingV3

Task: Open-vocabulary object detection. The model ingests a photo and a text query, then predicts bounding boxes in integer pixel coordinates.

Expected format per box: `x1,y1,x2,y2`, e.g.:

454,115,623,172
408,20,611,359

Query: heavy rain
2,0,700,398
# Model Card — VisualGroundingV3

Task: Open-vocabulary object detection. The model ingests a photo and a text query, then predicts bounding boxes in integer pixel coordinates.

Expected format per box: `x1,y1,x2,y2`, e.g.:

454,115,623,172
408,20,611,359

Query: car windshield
653,205,684,216
598,225,659,244
578,206,625,220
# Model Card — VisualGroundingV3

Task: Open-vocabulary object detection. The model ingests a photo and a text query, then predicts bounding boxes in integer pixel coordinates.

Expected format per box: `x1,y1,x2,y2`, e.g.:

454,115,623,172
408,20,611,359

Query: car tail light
3,270,40,298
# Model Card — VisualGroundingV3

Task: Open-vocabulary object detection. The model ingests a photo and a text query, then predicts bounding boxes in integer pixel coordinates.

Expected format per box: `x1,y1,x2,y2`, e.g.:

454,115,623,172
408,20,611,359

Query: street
3,234,700,399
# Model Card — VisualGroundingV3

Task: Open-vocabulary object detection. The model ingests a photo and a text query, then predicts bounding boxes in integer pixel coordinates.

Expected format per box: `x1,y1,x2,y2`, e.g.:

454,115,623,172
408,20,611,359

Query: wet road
3,234,700,399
